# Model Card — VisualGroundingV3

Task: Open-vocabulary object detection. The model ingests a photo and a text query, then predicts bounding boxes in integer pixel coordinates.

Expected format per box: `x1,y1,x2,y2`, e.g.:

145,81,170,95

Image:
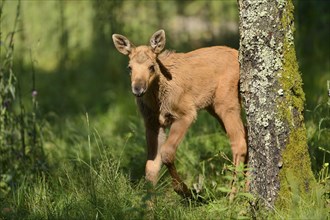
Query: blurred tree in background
1,0,240,115
1,0,327,114
295,0,329,108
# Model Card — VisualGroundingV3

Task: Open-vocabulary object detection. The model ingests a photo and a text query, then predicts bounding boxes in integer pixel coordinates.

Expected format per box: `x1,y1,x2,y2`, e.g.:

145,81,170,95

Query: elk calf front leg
144,125,166,213
145,126,166,186
160,116,193,198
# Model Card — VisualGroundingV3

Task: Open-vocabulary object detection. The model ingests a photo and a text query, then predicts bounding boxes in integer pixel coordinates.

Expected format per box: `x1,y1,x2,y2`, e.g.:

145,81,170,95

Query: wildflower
32,90,38,97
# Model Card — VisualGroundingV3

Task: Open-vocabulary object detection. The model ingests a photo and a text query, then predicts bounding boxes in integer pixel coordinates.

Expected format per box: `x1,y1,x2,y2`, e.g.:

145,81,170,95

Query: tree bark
238,0,315,208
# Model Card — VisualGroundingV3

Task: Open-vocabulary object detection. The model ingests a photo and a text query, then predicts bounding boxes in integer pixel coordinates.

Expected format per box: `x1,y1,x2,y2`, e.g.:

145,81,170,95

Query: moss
276,127,315,209
275,0,315,210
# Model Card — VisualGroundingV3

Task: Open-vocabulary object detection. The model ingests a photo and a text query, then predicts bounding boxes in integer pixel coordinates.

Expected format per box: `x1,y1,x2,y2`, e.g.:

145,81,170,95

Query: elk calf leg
215,106,247,166
215,107,247,200
145,156,162,214
166,164,191,198
145,127,166,186
144,127,165,213
145,155,162,186
160,116,193,198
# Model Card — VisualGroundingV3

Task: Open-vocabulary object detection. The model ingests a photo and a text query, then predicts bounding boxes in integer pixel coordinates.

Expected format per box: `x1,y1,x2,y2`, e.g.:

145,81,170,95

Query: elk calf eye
127,66,132,75
149,65,155,72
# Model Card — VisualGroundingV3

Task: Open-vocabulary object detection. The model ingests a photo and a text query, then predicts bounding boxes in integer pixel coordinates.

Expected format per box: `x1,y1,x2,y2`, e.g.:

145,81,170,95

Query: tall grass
0,112,253,219
0,0,47,200
1,108,328,219
0,88,329,220
1,117,142,219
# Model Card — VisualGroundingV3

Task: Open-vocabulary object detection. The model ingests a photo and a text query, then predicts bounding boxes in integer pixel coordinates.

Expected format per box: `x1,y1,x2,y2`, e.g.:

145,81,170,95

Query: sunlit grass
2,105,328,219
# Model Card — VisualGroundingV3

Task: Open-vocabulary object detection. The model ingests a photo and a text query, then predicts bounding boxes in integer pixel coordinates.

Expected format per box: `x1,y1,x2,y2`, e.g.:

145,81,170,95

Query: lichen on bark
238,0,315,209
238,0,286,206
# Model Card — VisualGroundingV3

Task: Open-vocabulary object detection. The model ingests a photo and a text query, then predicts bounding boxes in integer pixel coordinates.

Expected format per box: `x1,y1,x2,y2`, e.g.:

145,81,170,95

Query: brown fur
112,30,247,198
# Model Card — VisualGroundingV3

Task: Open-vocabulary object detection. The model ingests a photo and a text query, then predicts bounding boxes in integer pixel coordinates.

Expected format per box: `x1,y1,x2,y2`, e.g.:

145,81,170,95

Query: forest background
0,0,329,219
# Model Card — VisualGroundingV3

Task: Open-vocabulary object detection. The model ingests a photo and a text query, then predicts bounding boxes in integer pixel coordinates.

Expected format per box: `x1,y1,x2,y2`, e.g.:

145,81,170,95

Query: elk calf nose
132,84,146,97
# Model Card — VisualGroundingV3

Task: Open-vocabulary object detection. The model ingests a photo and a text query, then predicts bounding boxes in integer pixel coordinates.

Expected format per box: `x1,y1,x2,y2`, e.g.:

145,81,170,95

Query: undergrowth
0,0,47,200
0,108,329,219
0,113,254,219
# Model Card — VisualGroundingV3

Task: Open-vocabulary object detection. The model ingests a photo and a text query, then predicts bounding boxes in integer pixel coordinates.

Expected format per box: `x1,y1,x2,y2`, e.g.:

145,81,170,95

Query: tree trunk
238,0,315,208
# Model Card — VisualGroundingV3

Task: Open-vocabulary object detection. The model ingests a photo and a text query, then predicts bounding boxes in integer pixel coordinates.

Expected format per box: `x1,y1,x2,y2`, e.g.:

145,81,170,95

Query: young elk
112,30,247,198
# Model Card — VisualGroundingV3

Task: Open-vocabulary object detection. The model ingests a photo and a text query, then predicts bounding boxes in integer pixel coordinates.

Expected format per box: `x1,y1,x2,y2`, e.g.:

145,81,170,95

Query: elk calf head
112,30,166,97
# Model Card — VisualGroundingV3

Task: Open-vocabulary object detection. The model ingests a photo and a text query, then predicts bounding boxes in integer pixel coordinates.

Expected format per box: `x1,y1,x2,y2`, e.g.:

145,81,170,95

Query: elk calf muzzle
132,83,146,97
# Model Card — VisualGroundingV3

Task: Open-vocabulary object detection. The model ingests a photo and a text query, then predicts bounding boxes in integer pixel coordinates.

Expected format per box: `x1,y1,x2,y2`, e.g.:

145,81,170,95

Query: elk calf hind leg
215,105,247,199
225,120,247,201
215,106,247,166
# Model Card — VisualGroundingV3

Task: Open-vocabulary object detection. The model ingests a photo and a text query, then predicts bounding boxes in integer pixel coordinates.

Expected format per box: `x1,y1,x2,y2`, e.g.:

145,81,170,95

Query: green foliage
0,0,47,199
306,102,330,172
294,0,330,109
0,114,253,219
0,0,329,219
0,101,329,219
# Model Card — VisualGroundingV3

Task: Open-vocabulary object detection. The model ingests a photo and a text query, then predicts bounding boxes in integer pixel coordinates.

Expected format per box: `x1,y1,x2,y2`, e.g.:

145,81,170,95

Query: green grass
0,110,240,219
1,104,329,219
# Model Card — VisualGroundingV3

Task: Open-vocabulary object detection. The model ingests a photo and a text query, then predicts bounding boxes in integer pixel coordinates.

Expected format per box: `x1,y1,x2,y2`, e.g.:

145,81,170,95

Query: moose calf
112,30,247,198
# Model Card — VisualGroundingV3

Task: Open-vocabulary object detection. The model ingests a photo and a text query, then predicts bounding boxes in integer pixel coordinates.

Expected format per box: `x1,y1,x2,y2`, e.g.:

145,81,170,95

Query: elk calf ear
112,34,133,55
150,29,166,54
